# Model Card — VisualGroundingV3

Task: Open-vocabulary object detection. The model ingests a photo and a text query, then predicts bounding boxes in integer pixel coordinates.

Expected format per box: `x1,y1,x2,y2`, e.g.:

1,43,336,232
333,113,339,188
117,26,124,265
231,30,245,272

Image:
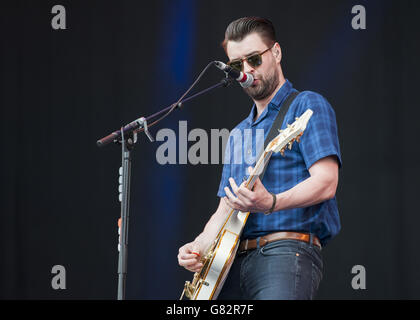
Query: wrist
194,233,214,253
264,192,277,215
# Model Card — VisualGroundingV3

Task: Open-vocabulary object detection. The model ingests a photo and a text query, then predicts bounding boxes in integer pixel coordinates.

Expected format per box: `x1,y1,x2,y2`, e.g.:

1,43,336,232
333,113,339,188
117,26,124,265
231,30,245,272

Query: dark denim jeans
218,239,323,300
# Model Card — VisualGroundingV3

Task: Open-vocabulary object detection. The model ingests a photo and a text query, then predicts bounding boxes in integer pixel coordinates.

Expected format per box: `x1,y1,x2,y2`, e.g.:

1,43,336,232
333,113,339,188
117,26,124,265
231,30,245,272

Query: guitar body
191,211,249,300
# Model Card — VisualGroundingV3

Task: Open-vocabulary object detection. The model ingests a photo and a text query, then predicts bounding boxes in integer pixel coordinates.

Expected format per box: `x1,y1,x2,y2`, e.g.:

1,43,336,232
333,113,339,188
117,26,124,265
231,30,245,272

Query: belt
238,231,321,252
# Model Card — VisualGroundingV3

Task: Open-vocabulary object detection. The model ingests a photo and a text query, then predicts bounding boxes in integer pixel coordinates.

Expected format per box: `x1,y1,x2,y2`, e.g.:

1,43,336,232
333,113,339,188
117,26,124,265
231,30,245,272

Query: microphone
213,61,254,88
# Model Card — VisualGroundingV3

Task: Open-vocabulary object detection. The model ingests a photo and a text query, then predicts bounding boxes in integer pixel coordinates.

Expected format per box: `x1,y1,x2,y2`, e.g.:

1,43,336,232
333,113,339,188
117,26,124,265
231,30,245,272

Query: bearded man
178,17,342,300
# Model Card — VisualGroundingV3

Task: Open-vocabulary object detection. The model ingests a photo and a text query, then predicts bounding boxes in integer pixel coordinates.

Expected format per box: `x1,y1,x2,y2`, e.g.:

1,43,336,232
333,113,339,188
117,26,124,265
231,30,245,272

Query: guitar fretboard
245,150,274,190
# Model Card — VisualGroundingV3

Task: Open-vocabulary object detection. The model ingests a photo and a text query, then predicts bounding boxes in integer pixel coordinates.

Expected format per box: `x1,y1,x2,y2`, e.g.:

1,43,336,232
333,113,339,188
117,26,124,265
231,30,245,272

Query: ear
273,42,282,63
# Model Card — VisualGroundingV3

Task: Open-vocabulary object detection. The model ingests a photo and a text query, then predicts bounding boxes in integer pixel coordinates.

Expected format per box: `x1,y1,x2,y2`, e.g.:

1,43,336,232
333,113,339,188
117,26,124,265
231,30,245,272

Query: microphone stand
97,77,232,300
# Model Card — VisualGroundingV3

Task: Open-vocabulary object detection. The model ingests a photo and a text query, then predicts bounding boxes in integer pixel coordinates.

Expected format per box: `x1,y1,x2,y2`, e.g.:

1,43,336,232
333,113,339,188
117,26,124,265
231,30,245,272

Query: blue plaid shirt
217,80,342,246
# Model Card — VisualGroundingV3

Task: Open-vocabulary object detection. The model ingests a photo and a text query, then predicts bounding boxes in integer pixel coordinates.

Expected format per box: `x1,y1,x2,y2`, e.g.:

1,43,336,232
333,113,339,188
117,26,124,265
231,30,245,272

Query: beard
243,67,280,101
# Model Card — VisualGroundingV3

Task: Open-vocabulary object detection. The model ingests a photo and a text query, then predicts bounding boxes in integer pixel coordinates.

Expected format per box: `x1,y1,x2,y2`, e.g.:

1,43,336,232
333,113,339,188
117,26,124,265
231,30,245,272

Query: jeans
217,239,323,300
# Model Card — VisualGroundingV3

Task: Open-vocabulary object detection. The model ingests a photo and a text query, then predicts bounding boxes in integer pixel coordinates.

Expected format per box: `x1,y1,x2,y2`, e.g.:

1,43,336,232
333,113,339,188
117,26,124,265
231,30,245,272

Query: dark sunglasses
227,45,274,72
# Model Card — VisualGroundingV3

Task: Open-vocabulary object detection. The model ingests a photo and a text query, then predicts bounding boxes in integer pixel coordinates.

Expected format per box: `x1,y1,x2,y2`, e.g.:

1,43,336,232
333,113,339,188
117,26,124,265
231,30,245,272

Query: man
178,17,341,300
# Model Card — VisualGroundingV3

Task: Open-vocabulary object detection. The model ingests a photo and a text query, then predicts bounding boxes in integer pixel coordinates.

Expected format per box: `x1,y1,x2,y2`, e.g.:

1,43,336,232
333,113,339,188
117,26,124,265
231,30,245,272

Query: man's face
226,32,279,101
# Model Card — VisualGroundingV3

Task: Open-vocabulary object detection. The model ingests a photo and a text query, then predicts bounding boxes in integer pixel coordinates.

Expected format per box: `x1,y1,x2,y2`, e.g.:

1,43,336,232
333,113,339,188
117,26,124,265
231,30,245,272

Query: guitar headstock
266,109,313,156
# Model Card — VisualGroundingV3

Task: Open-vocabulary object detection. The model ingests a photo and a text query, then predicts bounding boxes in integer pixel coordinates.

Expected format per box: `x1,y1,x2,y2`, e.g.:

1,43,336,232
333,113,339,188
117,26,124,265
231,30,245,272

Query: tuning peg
277,129,284,134
280,148,285,156
295,117,299,121
288,141,293,150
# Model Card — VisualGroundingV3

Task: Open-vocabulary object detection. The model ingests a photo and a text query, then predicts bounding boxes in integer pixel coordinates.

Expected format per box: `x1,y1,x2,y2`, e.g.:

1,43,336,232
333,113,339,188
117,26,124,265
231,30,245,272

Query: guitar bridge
179,236,219,300
180,281,194,300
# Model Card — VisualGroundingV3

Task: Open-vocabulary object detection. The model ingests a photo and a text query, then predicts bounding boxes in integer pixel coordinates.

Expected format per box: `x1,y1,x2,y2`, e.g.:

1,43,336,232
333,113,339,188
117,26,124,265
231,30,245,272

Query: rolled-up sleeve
297,92,342,170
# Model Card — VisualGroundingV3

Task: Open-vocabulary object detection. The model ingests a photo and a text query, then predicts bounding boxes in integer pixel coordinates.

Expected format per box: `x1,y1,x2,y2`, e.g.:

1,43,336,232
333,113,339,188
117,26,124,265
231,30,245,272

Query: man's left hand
223,167,275,213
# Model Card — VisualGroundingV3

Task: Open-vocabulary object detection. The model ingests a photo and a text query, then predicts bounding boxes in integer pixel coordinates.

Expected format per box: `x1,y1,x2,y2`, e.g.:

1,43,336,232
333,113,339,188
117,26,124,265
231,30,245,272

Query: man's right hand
178,242,203,273
178,198,230,273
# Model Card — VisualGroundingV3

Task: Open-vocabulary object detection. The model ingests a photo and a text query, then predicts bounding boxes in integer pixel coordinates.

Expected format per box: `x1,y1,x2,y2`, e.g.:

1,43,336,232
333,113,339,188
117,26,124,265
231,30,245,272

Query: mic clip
136,117,154,142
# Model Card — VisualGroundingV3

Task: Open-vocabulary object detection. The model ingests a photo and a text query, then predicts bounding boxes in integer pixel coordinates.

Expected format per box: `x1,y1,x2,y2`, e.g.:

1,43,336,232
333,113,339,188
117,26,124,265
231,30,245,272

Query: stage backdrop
1,0,419,299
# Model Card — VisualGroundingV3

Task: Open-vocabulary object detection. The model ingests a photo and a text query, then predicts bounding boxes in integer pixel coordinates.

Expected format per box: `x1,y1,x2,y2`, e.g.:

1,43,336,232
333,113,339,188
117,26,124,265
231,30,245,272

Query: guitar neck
245,150,273,190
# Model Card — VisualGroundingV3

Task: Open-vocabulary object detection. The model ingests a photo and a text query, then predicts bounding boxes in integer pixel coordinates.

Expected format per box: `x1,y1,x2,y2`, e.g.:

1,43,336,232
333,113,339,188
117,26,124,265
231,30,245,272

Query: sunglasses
227,45,274,72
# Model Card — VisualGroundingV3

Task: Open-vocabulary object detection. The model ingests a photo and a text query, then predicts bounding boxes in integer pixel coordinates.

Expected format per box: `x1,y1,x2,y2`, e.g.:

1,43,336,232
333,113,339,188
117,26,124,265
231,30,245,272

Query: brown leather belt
238,231,321,252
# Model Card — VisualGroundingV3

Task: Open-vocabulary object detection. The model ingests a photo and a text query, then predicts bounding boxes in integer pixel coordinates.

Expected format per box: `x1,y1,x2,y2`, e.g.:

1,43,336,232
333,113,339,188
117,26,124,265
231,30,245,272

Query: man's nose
242,60,255,74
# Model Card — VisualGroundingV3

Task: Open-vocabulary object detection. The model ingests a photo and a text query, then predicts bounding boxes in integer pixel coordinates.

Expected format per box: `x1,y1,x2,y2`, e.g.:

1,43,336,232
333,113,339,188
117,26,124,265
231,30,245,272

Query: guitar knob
200,279,209,286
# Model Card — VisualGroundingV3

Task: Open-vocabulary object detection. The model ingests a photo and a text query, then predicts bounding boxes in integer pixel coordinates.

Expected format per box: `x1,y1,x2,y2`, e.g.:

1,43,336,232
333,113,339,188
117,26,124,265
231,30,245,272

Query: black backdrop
1,0,420,299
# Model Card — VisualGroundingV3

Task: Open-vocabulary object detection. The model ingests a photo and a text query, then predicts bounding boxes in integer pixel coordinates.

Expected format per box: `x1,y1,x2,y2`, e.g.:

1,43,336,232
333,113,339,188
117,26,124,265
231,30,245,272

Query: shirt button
247,149,252,155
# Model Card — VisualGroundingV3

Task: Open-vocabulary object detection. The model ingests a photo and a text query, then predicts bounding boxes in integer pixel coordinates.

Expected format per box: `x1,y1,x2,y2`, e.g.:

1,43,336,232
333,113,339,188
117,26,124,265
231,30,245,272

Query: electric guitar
180,109,313,300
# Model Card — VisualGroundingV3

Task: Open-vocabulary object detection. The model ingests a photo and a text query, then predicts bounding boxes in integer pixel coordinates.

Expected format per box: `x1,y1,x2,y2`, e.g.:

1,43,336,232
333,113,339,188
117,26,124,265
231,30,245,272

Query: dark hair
221,17,276,52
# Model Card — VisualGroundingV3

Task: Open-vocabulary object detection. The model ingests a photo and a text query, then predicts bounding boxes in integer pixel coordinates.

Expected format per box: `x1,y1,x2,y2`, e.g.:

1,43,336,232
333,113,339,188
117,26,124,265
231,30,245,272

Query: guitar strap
258,90,300,181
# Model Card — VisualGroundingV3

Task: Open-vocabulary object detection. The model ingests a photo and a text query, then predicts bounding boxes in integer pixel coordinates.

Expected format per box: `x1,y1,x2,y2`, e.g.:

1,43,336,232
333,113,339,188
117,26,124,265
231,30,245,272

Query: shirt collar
269,79,293,110
246,79,294,126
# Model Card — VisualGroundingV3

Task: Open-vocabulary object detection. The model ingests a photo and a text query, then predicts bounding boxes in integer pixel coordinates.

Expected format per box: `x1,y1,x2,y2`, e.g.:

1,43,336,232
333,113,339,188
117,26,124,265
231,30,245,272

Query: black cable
134,61,216,133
